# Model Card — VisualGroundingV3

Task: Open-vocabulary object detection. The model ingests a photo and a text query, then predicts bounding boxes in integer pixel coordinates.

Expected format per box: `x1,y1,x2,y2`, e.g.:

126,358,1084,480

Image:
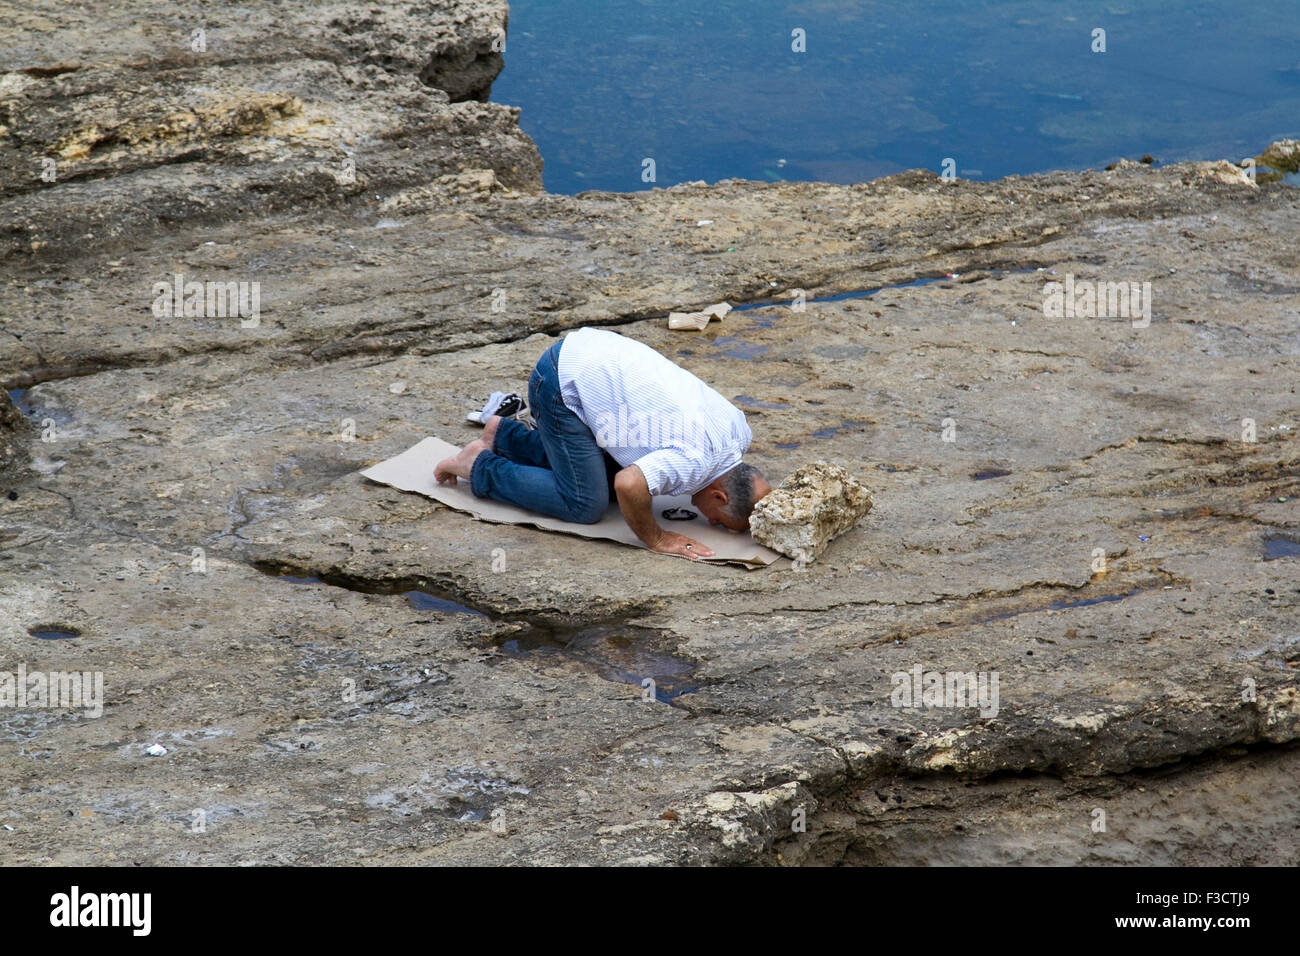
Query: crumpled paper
668,301,732,331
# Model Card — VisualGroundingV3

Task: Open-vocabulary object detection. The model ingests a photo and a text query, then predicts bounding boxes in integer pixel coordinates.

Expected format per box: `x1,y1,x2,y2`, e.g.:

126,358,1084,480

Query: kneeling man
435,327,771,559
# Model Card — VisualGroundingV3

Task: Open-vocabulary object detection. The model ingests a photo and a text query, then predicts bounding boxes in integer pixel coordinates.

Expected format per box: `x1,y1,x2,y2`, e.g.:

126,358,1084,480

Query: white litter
667,301,732,331
146,744,167,756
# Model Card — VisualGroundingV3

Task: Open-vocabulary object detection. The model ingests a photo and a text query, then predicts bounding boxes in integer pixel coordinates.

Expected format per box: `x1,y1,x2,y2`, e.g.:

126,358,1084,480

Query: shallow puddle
731,275,951,317
7,387,72,424
886,585,1158,643
707,337,769,361
811,420,871,439
744,309,783,329
500,623,700,704
969,589,1141,627
266,572,485,615
405,591,485,614
733,395,790,410
262,571,694,702
1263,536,1300,560
28,625,80,640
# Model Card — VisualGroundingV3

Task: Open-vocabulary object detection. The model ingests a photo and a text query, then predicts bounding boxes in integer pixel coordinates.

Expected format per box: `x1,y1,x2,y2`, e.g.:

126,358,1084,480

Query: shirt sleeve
633,449,701,497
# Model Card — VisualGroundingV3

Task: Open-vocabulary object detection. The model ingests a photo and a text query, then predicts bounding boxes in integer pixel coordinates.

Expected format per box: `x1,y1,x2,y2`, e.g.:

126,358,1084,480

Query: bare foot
435,439,489,484
481,414,501,449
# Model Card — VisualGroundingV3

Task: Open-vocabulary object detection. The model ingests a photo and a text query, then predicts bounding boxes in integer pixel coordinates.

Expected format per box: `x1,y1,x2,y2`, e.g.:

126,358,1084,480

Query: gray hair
718,462,765,524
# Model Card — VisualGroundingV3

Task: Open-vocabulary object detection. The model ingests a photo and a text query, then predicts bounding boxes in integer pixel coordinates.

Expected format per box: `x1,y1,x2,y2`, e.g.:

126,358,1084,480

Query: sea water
492,0,1300,194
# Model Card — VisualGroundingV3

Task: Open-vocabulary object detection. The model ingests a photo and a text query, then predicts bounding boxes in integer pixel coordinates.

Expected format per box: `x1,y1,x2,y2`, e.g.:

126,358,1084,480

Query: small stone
1191,159,1257,189
749,461,873,562
146,744,167,756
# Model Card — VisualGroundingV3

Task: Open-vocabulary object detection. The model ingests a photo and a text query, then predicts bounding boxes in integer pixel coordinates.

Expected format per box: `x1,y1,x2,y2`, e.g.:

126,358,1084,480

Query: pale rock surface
1259,138,1300,173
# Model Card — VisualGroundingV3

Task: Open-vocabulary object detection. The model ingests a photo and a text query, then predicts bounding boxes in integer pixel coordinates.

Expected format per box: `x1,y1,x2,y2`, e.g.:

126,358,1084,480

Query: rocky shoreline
1,1,1297,865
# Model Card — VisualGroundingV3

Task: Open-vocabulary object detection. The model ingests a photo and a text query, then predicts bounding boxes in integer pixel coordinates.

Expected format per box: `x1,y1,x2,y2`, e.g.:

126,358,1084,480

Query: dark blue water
493,0,1300,194
29,627,80,640
1264,536,1300,560
8,388,32,416
270,573,484,614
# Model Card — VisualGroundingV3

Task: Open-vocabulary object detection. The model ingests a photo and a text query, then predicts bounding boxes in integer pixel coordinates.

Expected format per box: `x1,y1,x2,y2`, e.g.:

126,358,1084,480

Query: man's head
691,462,771,531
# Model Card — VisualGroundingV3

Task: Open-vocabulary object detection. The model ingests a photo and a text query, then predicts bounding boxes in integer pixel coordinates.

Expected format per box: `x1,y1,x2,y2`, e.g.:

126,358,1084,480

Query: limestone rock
1259,138,1300,174
749,461,873,562
380,169,505,211
0,0,541,262
1187,159,1258,189
0,392,30,483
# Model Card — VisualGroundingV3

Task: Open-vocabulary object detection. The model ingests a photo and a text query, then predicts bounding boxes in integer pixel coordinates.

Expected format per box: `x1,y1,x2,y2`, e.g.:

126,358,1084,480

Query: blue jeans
469,340,620,523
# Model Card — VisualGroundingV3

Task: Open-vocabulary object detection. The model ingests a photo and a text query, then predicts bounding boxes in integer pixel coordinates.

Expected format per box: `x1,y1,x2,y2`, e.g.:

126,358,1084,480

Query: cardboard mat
360,437,780,568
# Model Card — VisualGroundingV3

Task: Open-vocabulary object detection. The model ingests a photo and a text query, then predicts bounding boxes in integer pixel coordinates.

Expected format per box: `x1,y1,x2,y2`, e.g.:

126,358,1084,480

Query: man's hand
613,464,714,560
650,530,715,560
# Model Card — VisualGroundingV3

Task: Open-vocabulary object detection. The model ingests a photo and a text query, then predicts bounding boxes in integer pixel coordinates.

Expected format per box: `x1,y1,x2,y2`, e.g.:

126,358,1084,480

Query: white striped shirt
556,328,752,496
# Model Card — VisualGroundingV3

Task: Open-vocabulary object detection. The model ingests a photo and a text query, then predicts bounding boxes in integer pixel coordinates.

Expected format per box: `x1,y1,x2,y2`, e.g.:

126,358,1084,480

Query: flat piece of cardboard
360,437,780,568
